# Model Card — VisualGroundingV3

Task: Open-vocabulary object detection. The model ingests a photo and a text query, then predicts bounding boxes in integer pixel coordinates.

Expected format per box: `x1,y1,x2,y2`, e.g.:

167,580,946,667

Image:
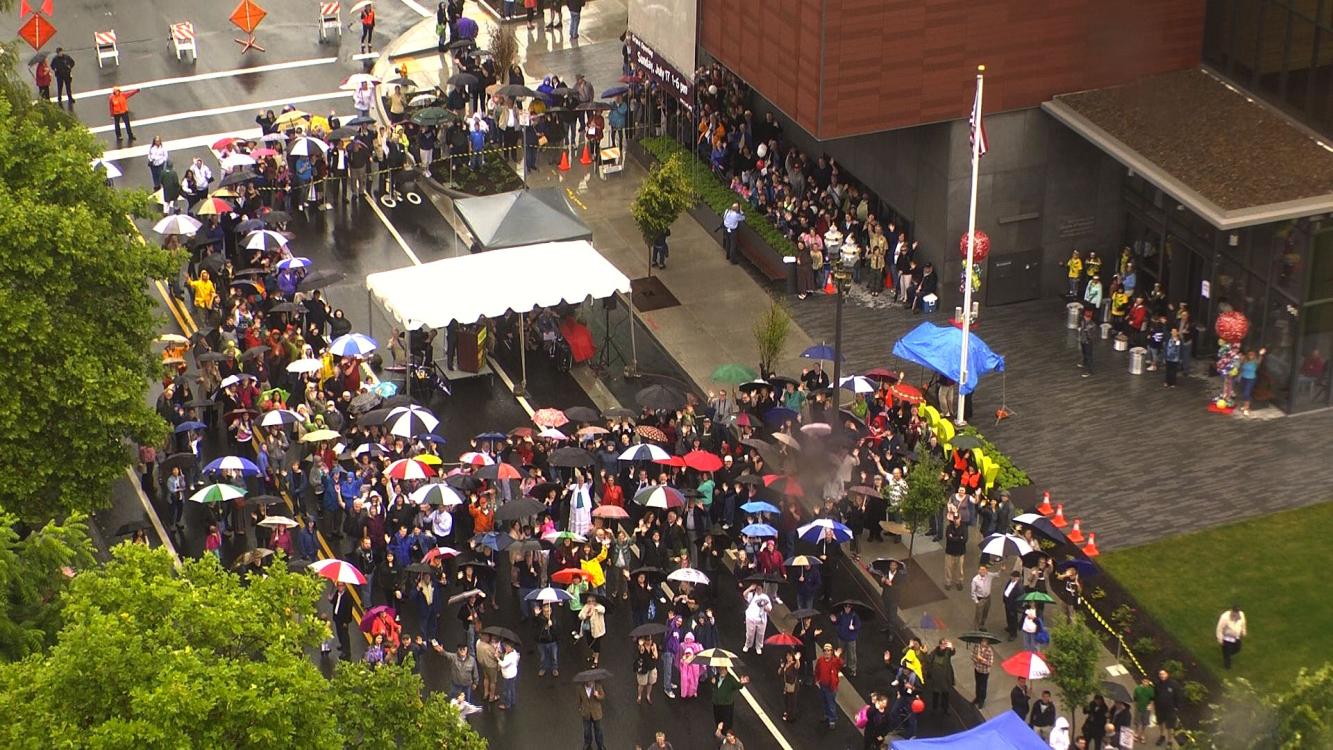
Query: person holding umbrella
970,638,995,707
577,675,607,750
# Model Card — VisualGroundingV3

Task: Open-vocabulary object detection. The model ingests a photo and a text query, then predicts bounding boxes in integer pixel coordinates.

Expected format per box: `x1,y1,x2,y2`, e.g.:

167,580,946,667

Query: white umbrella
91,158,122,179
309,558,367,585
667,567,711,585
245,229,289,250
349,0,373,12
619,444,670,462
220,153,256,170
340,73,380,90
290,137,329,157
537,427,568,441
839,375,876,394
277,256,312,271
411,483,465,507
153,214,202,236
258,515,298,528
260,409,303,427
980,533,1034,558
287,358,323,374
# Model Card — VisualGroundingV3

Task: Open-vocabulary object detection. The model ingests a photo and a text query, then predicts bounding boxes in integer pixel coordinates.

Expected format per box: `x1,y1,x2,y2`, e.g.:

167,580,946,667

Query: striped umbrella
797,519,854,544
458,451,494,467
190,483,246,504
633,485,685,509
619,444,670,462
411,483,465,507
309,558,367,585
385,458,435,481
329,333,377,357
203,455,261,475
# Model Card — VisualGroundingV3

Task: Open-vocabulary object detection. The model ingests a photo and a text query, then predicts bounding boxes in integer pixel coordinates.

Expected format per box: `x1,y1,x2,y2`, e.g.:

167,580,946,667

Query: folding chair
95,30,120,68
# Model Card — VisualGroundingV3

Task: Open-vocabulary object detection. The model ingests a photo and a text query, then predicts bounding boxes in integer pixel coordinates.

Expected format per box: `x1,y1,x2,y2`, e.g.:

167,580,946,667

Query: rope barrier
1078,596,1148,678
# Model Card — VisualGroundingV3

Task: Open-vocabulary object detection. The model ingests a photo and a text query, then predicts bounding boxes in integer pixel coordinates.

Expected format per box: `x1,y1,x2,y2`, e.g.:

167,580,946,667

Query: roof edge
1042,99,1333,229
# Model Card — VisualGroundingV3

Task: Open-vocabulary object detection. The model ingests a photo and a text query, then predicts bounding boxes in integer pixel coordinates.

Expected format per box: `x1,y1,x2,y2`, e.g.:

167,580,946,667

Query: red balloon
1215,310,1250,343
960,230,991,262
911,697,926,714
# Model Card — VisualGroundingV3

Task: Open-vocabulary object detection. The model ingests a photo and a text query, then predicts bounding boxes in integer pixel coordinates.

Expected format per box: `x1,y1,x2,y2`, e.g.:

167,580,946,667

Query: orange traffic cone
558,150,571,171
1050,504,1067,528
823,273,835,295
1036,491,1053,516
579,143,593,165
1066,519,1085,544
1082,533,1100,557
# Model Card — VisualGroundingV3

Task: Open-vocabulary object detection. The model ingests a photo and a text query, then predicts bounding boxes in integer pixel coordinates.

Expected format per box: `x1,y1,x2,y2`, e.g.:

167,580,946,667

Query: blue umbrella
797,519,853,544
1056,559,1097,577
373,381,398,398
329,333,378,357
740,500,780,515
202,455,261,475
891,322,1005,395
174,420,206,433
601,85,629,98
524,586,574,603
800,343,843,362
763,407,799,425
741,523,778,537
419,434,448,444
475,432,508,441
472,531,513,552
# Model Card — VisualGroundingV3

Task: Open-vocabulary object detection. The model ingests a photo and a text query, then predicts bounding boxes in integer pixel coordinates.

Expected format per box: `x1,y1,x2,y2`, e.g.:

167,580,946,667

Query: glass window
1258,287,1298,408
1228,0,1263,82
1257,6,1291,97
1308,224,1333,301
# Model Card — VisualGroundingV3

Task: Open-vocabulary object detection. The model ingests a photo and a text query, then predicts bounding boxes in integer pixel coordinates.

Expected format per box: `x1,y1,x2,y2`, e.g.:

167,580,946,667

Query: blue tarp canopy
891,711,1048,750
891,322,1005,395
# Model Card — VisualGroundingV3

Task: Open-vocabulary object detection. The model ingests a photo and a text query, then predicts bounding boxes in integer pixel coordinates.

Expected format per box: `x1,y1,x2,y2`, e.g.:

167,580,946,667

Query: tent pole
517,313,528,397
624,292,639,378
366,289,373,338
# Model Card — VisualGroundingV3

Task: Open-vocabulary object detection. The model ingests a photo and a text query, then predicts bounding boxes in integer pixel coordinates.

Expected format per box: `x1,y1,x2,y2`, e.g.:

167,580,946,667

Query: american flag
969,84,989,158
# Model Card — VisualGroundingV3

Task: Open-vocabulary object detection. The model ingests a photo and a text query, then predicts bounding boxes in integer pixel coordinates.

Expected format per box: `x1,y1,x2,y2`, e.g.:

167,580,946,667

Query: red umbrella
1002,650,1052,680
509,426,535,438
864,368,898,383
212,136,241,151
734,413,757,428
488,463,524,481
654,455,686,468
890,382,924,405
422,546,459,563
550,567,587,586
309,558,365,585
384,458,434,480
635,425,667,443
592,505,629,520
683,450,723,472
764,632,802,647
763,474,805,497
533,408,568,428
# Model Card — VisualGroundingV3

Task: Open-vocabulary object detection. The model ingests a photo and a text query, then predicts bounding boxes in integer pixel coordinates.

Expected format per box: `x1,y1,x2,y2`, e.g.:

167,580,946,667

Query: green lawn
1100,502,1333,692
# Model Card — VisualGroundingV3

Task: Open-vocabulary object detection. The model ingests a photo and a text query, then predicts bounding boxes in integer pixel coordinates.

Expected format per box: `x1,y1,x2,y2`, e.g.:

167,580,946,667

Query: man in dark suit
330,582,354,659
1002,571,1026,640
911,262,938,313
577,680,606,750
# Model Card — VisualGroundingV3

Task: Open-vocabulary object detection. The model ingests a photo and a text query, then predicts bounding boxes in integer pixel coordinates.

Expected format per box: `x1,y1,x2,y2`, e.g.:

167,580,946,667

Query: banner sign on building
626,31,694,109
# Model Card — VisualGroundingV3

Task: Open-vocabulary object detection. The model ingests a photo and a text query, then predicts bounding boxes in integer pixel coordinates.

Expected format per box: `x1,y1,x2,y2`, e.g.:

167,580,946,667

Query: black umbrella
406,562,433,574
767,374,799,390
790,608,821,620
219,171,258,187
286,558,313,572
160,452,197,473
733,473,766,486
950,435,984,451
1101,680,1133,704
28,51,49,65
411,107,455,127
958,630,1003,645
509,539,542,555
232,267,268,277
240,345,269,362
346,115,375,126
249,495,286,508
445,38,476,52
629,623,666,638
630,566,664,580
573,668,611,683
602,407,636,419
832,599,876,618
549,446,595,468
495,84,540,98
745,572,785,586
549,86,577,97
445,474,481,491
297,269,345,291
563,406,600,423
869,558,907,576
262,210,291,226
328,126,358,140
493,497,545,521
447,72,479,88
191,233,222,249
574,101,612,111
481,625,522,645
112,520,151,537
635,384,686,411
356,408,392,427
385,75,418,88
268,301,302,314
527,481,562,499
198,254,226,272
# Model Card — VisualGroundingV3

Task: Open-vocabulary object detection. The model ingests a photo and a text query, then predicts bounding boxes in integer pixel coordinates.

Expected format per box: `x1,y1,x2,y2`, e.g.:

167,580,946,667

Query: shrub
959,427,1030,489
1131,636,1160,659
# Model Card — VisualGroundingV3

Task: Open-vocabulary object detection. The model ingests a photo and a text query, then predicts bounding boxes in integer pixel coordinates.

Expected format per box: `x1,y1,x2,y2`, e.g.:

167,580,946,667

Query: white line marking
365,194,422,265
80,57,339,100
90,91,346,133
741,688,796,750
124,467,181,568
400,0,432,16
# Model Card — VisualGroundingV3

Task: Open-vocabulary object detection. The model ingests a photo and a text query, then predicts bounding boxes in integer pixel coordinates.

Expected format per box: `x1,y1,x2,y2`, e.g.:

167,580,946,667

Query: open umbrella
573,668,611,683
620,444,670,462
629,623,666,638
481,626,522,645
890,382,924,405
693,648,738,667
249,495,286,507
763,407,799,425
297,269,344,291
785,555,821,569
258,515,298,529
737,379,771,395
193,197,233,216
634,425,668,443
683,450,723,472
1012,513,1065,540
980,533,1034,558
447,589,486,605
340,73,380,90
524,587,574,604
592,505,629,520
153,214,202,236
329,333,377,357
532,408,568,428
790,608,821,620
1056,559,1097,577
359,605,396,632
765,633,802,648
629,566,664,581
458,451,493,467
161,453,197,473
739,500,780,515
549,567,587,586
309,558,366,585
563,405,601,423
744,572,785,586
493,497,545,521
797,519,853,544
1002,650,1051,680
633,486,685,509
800,343,843,361
1021,591,1057,604
839,375,877,394
495,84,540,98
173,421,206,434
537,427,568,441
203,455,261,475
958,630,1003,645
289,137,328,157
711,363,757,384
421,546,460,563
301,428,341,443
190,484,245,504
472,532,513,552
741,523,778,538
549,446,595,468
1100,680,1133,704
833,599,876,618
667,568,710,585
478,462,527,481
287,358,323,375
636,384,686,411
411,107,455,127
869,558,907,576
385,458,434,480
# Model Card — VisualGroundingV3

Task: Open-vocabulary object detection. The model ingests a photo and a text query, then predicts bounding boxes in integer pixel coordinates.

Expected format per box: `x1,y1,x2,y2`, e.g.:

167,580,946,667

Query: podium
457,324,487,373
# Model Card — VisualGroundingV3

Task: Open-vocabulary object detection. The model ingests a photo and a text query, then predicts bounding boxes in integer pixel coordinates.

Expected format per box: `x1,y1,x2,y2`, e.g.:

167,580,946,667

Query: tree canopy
0,544,486,749
1046,616,1101,725
1209,663,1333,750
0,512,95,661
630,151,693,245
0,44,175,523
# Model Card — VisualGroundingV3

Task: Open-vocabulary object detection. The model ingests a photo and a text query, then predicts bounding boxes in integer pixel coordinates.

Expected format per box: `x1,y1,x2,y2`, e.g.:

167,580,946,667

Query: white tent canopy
365,240,631,329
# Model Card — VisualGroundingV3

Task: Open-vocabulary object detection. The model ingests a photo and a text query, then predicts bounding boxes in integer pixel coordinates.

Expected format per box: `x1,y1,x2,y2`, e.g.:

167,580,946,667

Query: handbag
537,134,549,147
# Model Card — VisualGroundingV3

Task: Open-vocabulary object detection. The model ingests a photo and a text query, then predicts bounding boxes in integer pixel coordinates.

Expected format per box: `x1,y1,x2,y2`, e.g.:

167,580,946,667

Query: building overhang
1043,69,1333,230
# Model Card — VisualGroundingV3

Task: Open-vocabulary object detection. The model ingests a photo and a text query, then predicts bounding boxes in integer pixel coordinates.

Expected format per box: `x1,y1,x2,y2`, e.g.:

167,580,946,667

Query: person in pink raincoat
677,632,705,698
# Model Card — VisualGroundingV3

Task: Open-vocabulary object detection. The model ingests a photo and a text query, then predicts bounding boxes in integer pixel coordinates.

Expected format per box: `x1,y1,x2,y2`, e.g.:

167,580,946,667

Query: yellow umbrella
308,114,331,133
900,648,925,684
415,454,442,466
274,110,310,130
301,429,341,443
156,333,189,345
210,187,239,198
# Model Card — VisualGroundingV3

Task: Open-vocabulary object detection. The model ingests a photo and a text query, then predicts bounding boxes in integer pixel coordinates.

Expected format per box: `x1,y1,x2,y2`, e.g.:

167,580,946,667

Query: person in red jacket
32,59,52,100
108,86,140,142
814,643,845,728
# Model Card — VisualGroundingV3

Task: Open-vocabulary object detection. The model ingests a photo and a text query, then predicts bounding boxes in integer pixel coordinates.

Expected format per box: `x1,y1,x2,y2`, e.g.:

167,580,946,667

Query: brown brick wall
699,0,1204,139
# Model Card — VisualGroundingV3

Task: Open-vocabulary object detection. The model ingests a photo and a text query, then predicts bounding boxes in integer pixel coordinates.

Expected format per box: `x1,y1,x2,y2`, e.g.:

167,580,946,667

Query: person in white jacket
1215,605,1247,669
352,82,375,118
497,641,520,710
742,584,772,654
1049,716,1070,750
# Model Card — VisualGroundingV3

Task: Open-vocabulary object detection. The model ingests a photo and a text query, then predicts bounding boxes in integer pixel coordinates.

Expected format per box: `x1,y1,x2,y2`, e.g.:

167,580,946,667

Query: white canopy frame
365,240,636,395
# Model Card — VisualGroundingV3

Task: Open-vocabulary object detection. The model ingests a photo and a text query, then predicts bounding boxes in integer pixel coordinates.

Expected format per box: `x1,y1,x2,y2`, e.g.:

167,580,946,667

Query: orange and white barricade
319,2,342,40
95,30,120,67
170,21,198,61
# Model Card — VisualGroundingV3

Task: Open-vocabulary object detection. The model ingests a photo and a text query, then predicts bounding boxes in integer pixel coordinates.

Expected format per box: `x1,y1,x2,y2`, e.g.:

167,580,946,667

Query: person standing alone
51,47,75,105
721,202,745,263
108,86,140,142
1215,604,1247,669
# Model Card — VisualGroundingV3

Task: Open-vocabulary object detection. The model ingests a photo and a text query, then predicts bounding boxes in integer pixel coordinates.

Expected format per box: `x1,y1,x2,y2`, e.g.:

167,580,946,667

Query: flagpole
956,65,985,426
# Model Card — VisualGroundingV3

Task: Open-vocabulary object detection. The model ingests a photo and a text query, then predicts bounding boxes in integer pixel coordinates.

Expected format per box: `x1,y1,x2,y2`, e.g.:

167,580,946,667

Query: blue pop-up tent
891,322,1005,395
891,711,1048,750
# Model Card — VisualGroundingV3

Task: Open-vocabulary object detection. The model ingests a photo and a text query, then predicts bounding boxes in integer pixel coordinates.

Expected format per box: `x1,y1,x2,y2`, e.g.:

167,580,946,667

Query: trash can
1066,302,1083,329
1129,346,1147,375
1113,334,1129,352
1100,322,1112,340
784,255,798,295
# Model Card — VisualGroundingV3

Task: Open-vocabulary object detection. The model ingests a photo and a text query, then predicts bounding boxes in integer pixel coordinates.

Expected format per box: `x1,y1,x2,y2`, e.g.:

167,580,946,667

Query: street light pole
830,248,856,435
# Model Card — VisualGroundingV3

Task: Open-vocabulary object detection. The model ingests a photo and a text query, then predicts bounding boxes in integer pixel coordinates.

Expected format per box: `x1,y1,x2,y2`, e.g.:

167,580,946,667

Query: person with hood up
1049,716,1071,750
677,632,705,697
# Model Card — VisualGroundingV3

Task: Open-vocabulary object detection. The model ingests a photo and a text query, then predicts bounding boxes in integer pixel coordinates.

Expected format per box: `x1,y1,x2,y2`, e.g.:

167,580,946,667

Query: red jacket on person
108,88,139,116
814,654,844,690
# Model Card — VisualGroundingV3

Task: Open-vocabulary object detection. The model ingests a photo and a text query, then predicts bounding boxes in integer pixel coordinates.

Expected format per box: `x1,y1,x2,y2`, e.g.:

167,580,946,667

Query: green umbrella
411,107,455,127
190,483,247,504
1022,591,1057,604
958,630,1003,645
711,363,758,385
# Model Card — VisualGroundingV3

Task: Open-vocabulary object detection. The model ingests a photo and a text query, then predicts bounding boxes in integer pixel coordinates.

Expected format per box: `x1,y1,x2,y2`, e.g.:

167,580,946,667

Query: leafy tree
1046,616,1101,729
630,151,693,271
1208,663,1332,750
0,544,486,748
0,46,176,523
0,513,95,660
752,300,792,377
899,456,947,558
